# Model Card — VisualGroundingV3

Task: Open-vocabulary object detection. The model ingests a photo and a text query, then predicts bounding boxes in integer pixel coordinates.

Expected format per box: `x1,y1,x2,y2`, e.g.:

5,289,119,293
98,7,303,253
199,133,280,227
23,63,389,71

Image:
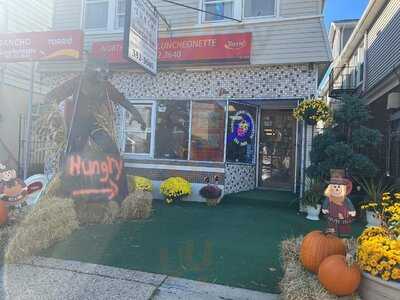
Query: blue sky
324,0,370,29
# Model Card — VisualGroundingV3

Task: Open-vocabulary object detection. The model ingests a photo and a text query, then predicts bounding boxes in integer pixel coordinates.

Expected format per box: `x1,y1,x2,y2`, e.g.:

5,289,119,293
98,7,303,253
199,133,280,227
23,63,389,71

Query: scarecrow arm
106,82,146,129
46,76,80,103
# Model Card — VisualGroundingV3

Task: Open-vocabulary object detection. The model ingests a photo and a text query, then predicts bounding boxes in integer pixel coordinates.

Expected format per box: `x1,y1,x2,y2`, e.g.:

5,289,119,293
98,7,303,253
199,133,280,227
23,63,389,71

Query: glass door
258,109,296,190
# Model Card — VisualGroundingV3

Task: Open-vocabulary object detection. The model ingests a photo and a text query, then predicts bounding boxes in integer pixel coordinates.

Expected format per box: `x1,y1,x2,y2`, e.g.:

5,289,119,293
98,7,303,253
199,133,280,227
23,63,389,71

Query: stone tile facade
42,63,317,195
111,64,317,100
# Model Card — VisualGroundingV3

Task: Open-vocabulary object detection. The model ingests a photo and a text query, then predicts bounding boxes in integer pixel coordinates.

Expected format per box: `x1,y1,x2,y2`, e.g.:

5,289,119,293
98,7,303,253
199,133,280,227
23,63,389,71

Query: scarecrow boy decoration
0,162,28,206
322,169,356,236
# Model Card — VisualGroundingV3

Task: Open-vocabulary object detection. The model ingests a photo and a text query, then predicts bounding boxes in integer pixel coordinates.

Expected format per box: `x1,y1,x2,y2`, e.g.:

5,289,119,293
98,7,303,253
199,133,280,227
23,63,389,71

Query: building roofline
333,0,387,72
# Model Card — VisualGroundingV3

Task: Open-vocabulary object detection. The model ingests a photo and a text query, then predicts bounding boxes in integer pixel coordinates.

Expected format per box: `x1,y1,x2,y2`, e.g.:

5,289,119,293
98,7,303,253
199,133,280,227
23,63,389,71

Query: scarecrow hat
328,169,349,185
328,169,353,195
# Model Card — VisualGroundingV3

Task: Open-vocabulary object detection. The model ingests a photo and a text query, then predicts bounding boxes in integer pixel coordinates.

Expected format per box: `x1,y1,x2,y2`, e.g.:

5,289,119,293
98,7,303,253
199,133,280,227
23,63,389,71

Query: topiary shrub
307,94,382,180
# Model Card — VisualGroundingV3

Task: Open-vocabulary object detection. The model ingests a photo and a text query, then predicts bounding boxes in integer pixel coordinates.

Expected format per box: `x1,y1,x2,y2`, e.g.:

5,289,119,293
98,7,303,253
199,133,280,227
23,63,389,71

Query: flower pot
206,197,220,206
359,272,400,300
305,204,321,221
365,210,382,227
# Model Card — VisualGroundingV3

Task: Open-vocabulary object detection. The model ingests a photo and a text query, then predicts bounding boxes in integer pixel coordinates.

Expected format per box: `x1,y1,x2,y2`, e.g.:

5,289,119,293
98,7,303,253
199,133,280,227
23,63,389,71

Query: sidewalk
0,257,278,299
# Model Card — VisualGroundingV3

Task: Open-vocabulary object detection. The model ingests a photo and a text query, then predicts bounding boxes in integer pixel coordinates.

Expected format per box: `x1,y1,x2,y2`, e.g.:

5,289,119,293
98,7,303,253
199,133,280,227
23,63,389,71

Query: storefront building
40,0,331,200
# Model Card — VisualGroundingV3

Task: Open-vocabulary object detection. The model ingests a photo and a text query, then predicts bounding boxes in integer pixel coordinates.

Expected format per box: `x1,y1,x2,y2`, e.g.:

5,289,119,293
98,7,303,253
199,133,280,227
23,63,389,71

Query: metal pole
23,62,35,179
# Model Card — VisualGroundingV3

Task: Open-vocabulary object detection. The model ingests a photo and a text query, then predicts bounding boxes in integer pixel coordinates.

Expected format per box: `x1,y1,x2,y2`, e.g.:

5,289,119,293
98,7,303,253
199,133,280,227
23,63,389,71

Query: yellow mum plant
357,192,400,282
132,176,153,192
160,177,191,204
293,99,332,125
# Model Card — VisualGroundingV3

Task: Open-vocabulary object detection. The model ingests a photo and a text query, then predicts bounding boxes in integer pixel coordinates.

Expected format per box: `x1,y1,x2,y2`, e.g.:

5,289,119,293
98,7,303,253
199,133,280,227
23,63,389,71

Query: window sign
190,101,226,162
155,101,190,160
124,0,159,75
226,102,257,164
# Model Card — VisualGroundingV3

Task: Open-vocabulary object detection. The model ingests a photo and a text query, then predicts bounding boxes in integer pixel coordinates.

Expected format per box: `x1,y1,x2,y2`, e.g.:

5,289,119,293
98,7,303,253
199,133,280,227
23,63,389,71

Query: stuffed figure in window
0,162,28,206
322,169,356,237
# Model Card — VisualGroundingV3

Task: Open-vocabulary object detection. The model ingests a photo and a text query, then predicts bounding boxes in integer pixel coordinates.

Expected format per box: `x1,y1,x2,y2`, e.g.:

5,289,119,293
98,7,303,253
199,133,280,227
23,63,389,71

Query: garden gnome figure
322,169,356,237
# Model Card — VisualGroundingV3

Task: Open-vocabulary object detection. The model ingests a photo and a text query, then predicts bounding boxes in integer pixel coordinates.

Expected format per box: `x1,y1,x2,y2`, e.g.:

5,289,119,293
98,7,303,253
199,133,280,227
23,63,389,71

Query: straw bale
279,237,361,300
4,197,79,263
74,201,118,225
120,191,153,219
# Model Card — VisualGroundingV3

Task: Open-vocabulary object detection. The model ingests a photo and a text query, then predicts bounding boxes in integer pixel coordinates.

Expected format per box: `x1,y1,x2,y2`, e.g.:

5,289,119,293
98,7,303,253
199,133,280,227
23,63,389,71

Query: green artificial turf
41,190,365,294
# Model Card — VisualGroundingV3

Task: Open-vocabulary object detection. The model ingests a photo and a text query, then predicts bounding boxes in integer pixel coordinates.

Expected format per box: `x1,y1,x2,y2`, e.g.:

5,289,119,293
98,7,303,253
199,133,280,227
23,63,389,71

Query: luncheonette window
202,0,276,22
203,0,235,22
124,104,153,155
85,0,109,30
190,101,226,162
155,101,190,160
84,0,126,31
244,0,275,18
114,0,126,29
0,3,6,32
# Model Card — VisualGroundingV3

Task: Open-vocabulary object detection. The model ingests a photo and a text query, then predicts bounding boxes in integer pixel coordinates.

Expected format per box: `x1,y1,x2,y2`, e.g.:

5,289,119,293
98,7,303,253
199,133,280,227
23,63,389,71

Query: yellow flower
382,271,391,281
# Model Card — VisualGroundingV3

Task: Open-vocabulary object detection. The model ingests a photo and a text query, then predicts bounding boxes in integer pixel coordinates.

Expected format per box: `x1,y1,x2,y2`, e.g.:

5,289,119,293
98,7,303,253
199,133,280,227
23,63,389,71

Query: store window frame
122,99,229,164
83,0,126,33
122,100,156,158
201,0,277,23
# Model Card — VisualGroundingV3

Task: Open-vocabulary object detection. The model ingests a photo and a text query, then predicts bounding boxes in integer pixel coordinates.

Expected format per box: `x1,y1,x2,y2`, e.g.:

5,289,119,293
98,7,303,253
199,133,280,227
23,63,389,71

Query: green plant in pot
302,176,325,220
355,177,398,227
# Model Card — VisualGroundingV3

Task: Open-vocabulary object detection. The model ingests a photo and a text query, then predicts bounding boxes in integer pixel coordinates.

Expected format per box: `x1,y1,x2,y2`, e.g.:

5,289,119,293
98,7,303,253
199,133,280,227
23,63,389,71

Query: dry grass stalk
120,191,153,219
279,237,361,300
4,196,79,263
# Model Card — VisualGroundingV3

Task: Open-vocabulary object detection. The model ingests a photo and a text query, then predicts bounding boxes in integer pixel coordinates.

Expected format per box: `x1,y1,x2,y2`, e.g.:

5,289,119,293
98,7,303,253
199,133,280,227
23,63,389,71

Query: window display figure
322,169,356,237
46,58,145,201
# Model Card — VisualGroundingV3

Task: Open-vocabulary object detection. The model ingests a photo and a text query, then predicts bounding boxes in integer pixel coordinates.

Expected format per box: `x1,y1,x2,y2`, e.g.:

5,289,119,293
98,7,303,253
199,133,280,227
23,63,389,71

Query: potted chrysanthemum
293,99,332,126
357,191,400,300
199,176,223,206
160,177,191,204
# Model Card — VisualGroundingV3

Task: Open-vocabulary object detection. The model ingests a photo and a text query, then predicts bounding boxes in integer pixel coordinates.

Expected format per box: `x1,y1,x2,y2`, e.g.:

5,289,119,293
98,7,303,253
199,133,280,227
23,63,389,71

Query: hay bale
4,196,79,263
120,191,152,219
74,201,117,225
127,175,135,193
279,237,361,300
108,201,120,220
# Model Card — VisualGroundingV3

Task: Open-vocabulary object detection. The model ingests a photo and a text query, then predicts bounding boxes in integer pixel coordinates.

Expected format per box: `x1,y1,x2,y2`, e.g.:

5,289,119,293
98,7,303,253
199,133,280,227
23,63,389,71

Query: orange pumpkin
0,201,8,225
318,255,361,296
300,230,346,273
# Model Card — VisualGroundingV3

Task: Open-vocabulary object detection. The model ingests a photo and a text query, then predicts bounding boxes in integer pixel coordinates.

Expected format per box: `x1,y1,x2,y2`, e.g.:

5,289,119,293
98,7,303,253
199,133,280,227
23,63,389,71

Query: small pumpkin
0,201,9,225
300,230,346,273
318,255,361,296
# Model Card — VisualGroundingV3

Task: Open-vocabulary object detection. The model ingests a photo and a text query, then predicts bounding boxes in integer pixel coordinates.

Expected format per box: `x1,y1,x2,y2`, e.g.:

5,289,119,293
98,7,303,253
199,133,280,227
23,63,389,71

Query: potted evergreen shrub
302,177,325,220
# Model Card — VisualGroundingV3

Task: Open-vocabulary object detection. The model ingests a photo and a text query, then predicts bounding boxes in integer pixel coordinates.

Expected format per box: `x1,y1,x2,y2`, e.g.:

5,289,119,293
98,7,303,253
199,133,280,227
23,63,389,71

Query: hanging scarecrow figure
322,169,356,237
46,58,145,202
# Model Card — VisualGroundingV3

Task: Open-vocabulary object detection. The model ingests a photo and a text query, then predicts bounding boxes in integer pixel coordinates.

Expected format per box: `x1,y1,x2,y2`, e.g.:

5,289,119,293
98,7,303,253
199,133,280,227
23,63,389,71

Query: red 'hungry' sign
92,32,252,64
0,30,83,63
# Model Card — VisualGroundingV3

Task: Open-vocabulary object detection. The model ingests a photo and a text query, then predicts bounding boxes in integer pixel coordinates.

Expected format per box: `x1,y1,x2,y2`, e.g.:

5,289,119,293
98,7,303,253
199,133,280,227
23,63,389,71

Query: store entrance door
258,109,296,190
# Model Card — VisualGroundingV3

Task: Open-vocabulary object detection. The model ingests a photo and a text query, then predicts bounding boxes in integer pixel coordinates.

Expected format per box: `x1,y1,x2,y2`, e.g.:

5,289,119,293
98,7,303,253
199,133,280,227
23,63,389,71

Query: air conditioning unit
387,92,400,110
